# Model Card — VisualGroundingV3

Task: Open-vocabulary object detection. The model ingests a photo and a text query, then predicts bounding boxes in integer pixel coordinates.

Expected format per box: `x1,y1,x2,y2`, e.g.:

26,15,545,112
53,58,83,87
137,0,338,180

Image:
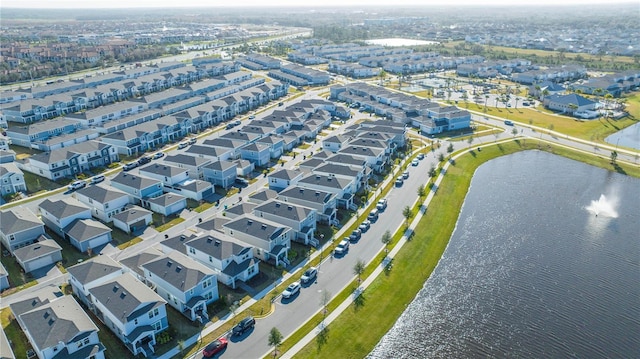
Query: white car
177,141,189,149
301,267,318,284
282,282,301,299
67,180,86,191
411,159,419,166
376,198,387,211
90,175,105,184
334,239,350,255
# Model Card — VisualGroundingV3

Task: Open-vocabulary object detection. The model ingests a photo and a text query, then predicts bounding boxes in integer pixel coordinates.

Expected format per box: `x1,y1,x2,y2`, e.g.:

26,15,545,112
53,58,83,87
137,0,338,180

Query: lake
369,151,640,358
605,122,640,150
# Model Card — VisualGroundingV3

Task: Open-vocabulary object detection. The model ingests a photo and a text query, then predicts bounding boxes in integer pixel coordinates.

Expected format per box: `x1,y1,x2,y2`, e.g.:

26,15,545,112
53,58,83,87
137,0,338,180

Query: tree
268,327,283,358
428,165,437,179
512,128,518,136
610,150,618,164
438,153,445,162
447,143,454,156
484,94,490,111
417,184,426,200
380,230,392,253
402,205,413,226
467,135,474,148
319,289,331,322
378,69,387,86
568,103,578,115
353,259,365,284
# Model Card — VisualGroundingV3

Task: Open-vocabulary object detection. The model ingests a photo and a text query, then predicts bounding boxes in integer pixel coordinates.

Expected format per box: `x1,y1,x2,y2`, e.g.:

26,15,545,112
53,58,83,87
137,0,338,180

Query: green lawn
0,246,38,296
152,213,186,232
467,102,639,144
1,307,33,358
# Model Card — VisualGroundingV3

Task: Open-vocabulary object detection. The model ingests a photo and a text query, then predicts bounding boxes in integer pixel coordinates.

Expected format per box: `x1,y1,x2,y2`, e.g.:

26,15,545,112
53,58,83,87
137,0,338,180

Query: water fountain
585,194,619,218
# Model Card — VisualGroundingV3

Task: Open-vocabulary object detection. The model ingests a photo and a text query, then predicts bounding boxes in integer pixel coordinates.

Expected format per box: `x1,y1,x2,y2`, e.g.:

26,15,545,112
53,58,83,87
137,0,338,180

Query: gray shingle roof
223,215,288,242
160,233,198,253
63,219,111,242
0,207,43,235
17,295,98,352
278,186,333,204
66,255,122,286
9,286,63,317
13,238,61,262
254,200,314,222
76,184,128,204
225,202,256,217
163,154,211,167
147,193,186,207
119,248,163,278
88,273,165,323
299,173,351,190
185,232,251,260
111,205,152,223
111,172,161,190
139,163,187,177
39,198,90,219
142,251,214,292
247,189,278,204
269,168,302,181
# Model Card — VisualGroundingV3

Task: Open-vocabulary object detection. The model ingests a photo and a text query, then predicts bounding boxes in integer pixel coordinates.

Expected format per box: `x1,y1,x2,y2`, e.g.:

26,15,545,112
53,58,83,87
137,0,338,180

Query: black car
232,316,256,336
137,156,151,165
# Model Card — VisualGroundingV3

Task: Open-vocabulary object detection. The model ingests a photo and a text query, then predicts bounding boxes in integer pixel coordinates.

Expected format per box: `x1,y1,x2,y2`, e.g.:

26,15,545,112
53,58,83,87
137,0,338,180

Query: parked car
137,156,151,165
233,120,241,126
177,141,189,149
349,228,362,242
233,316,256,336
334,239,350,255
411,159,419,166
368,209,379,222
403,170,409,179
395,176,404,186
188,137,197,145
417,153,425,160
123,162,138,171
359,220,371,232
282,282,301,299
203,337,228,357
68,180,86,191
152,152,165,159
90,175,105,184
301,267,318,284
376,198,387,211
235,177,250,187
249,115,255,119
504,120,514,126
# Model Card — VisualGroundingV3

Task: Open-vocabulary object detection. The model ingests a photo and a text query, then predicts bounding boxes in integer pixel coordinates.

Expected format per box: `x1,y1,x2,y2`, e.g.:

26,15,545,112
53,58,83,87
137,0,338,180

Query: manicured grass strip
291,141,639,359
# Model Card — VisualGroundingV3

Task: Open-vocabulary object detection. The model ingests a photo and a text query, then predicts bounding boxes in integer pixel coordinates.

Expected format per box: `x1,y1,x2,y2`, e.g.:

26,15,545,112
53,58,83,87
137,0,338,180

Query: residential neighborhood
0,3,638,359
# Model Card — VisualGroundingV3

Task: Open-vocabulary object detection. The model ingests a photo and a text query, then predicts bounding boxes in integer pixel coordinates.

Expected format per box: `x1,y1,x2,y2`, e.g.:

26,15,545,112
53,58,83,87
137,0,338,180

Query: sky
2,0,638,8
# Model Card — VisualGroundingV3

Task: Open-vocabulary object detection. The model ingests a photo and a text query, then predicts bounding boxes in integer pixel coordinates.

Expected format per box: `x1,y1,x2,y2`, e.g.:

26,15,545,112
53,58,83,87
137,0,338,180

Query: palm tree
268,327,283,358
541,89,550,103
380,230,392,253
484,94,490,111
378,69,387,86
568,103,578,115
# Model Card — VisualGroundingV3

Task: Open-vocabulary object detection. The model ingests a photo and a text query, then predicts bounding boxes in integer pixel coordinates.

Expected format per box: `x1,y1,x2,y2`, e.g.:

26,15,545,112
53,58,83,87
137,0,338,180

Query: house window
134,319,138,325
189,247,195,254
152,320,162,331
84,338,90,345
149,307,159,319
209,256,212,263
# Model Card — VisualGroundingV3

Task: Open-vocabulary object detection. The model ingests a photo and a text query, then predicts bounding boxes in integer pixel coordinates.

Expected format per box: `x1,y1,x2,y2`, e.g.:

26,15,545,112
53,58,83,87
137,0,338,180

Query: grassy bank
468,103,639,144
290,140,639,359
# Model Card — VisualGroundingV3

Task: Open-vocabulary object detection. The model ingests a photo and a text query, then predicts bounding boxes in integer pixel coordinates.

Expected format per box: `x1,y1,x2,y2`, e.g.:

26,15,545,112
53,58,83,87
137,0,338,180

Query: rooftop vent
166,261,173,267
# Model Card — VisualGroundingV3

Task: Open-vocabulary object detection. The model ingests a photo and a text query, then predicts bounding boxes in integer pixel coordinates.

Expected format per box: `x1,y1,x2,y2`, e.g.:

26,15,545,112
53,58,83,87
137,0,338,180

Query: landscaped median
277,139,640,359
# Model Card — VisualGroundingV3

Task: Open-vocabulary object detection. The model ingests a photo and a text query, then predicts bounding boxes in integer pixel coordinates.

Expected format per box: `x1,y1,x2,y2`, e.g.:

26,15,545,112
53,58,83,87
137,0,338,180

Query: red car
203,337,228,357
